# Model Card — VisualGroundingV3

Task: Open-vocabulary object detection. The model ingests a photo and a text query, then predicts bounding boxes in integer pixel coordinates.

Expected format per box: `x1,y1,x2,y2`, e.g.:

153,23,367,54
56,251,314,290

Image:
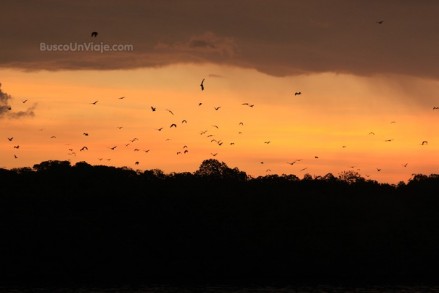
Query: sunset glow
1,1,438,183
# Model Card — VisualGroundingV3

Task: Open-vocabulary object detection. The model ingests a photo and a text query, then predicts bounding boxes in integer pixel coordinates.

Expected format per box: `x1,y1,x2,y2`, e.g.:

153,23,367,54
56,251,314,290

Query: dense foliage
1,159,439,285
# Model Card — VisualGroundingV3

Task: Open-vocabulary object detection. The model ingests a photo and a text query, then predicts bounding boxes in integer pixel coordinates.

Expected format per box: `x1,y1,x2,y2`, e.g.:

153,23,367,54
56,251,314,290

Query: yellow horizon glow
1,64,438,183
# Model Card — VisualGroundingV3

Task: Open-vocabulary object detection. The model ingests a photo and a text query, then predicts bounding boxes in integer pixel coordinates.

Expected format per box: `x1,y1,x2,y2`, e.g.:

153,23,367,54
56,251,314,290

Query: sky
1,0,438,183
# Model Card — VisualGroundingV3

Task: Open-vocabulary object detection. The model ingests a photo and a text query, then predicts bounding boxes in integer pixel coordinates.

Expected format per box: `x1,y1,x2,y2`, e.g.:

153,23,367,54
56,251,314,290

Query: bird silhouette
144,149,150,153
385,139,393,142
264,141,271,144
184,150,189,154
421,140,428,145
242,103,249,106
91,31,98,37
14,154,18,159
14,145,19,149
183,145,188,149
170,123,177,128
80,146,88,151
230,142,235,145
212,125,219,129
7,137,13,141
211,153,218,156
266,169,271,172
177,151,181,155
377,168,382,172
91,100,98,105
110,146,117,150
376,20,384,24
300,167,308,171
214,106,221,111
198,102,203,106
294,91,301,96
433,106,439,110
239,122,244,126
117,126,123,130
314,156,319,159
156,128,163,131
166,109,174,115
118,96,125,100
403,163,408,167
200,78,205,91
130,138,139,142
50,136,56,139
135,161,139,165
182,120,187,124
369,132,375,135
83,133,89,136
151,106,156,112
134,149,140,152
260,161,264,164
22,99,28,103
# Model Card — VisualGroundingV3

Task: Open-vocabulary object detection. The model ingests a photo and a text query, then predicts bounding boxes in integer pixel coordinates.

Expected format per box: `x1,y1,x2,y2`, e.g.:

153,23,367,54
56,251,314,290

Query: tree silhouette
195,159,247,180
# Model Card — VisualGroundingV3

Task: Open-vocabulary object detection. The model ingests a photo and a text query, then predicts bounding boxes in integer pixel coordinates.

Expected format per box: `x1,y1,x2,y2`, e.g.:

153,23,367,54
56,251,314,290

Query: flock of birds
3,27,438,179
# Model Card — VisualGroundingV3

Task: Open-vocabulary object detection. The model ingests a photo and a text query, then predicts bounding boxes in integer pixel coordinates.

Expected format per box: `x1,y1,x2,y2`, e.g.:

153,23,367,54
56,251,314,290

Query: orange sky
1,1,439,183
1,65,437,183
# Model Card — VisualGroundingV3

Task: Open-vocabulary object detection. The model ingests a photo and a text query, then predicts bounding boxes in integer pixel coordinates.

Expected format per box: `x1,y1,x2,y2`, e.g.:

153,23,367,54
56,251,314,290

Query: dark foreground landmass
1,159,439,286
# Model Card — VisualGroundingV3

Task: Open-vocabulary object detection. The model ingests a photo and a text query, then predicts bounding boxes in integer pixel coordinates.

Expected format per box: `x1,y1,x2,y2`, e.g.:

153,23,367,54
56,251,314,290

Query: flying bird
91,31,98,37
212,125,219,129
83,133,89,136
91,100,98,105
118,96,125,100
117,126,123,130
214,106,221,111
376,20,384,24
198,102,203,106
264,141,271,144
211,153,218,156
166,109,174,115
80,146,88,151
156,128,163,131
14,145,20,149
109,146,117,150
170,123,177,128
403,163,408,168
182,120,187,124
368,132,375,135
433,107,439,110
239,122,244,126
7,137,13,141
385,139,393,142
50,136,56,139
300,167,308,171
135,161,139,165
421,140,428,145
294,91,302,96
144,149,150,153
151,106,156,112
22,99,28,103
14,154,18,159
184,150,189,154
377,168,382,172
200,78,205,91
130,138,139,142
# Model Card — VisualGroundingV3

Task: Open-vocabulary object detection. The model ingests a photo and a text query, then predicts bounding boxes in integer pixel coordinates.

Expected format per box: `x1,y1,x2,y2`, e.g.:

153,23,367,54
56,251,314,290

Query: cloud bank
1,0,439,78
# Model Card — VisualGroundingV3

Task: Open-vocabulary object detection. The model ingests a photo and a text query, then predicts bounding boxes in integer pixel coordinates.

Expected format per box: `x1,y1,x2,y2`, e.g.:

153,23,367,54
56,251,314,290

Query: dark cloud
0,83,36,119
1,0,439,78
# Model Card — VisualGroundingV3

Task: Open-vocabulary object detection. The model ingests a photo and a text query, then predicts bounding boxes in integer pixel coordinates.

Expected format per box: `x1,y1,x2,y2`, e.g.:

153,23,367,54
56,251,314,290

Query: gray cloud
1,0,439,78
0,83,36,119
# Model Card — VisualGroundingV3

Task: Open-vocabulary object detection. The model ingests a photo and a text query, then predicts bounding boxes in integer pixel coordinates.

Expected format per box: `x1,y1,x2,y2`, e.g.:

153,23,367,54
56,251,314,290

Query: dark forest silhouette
1,159,439,286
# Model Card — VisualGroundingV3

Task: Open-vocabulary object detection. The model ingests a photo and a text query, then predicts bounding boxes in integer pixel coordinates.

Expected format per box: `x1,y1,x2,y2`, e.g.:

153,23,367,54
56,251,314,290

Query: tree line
1,159,439,286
